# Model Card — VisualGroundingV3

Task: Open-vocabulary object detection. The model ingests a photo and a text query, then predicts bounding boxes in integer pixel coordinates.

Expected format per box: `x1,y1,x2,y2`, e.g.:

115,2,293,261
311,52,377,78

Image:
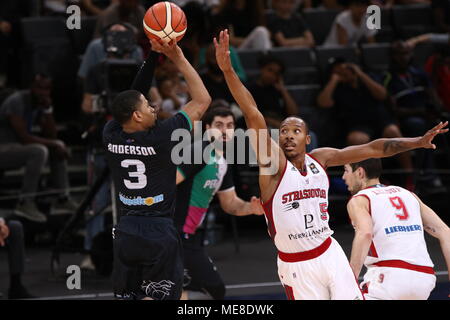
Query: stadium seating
361,42,391,73
392,4,434,39
302,8,341,46
70,16,98,56
269,47,319,85
375,8,395,42
315,46,360,82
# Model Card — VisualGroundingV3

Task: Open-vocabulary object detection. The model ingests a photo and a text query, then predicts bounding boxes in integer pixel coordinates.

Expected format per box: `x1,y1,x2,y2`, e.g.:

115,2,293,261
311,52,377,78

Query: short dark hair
350,158,382,179
349,0,370,6
202,106,236,127
258,54,285,74
281,116,310,134
111,90,143,124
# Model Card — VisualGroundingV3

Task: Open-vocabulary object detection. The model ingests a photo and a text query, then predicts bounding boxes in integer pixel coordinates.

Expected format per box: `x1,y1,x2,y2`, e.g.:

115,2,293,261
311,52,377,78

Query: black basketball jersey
103,111,192,218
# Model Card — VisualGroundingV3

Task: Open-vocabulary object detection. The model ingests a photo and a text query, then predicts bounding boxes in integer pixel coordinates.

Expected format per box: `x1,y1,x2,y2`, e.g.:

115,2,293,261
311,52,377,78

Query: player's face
279,118,310,159
342,164,363,195
137,94,157,128
206,115,235,143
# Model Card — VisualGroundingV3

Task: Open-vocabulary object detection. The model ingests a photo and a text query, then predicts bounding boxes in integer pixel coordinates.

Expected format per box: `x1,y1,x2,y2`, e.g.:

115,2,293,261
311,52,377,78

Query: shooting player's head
111,90,157,130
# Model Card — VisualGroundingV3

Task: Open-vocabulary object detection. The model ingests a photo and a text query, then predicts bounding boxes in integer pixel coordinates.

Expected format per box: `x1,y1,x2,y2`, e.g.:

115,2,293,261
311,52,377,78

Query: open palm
213,29,233,73
420,121,449,149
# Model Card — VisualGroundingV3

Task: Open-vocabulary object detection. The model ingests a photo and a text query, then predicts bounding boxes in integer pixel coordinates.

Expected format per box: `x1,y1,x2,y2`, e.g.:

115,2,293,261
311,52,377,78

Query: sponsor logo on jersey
107,143,156,156
320,203,328,221
203,179,220,189
309,163,320,174
281,189,327,204
384,224,422,235
282,201,300,212
288,226,330,240
119,193,164,206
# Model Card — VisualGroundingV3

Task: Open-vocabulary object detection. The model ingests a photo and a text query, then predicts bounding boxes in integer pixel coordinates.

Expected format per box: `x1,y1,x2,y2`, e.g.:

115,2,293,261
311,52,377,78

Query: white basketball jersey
262,154,334,253
353,185,433,268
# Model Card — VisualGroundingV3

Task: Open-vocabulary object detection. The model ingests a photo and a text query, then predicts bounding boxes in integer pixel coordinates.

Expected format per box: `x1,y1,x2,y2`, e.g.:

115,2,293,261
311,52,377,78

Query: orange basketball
143,1,187,43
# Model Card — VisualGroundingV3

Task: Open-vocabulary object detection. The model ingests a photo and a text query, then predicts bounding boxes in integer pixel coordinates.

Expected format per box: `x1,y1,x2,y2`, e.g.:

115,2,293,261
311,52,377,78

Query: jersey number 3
121,159,147,189
389,196,409,220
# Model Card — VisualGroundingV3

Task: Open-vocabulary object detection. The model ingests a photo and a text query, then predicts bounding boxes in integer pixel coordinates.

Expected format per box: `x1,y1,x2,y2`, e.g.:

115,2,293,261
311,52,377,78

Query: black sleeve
178,162,207,181
130,51,160,97
219,165,235,192
177,141,208,179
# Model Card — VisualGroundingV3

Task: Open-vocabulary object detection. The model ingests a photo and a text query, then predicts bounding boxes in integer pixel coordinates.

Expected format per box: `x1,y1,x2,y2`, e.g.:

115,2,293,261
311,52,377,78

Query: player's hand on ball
420,121,449,149
214,29,232,73
250,196,265,216
150,39,183,62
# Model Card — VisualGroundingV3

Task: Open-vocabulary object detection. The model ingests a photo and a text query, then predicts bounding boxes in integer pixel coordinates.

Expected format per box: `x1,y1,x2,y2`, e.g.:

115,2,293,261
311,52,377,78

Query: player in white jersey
343,158,450,300
214,29,449,300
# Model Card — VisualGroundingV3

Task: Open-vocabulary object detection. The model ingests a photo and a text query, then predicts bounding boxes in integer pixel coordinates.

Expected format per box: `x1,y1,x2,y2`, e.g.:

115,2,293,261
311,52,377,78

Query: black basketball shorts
112,215,183,300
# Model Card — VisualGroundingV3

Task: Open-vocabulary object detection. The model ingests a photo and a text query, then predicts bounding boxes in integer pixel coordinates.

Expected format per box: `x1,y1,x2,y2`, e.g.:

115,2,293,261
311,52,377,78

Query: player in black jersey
103,39,211,300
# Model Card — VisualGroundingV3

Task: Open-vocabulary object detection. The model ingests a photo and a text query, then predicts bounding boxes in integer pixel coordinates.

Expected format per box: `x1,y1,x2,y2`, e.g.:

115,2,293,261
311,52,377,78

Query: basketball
143,1,187,43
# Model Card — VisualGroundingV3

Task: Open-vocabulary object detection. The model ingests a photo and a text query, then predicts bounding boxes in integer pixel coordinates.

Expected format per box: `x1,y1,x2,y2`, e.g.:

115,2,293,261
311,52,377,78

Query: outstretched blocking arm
214,30,286,196
347,196,374,278
413,194,450,281
310,121,449,168
150,40,211,124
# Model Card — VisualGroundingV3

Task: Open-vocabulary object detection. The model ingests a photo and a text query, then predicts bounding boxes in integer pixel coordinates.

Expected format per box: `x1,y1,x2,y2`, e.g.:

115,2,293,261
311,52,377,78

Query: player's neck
122,122,147,134
362,179,382,189
290,152,307,172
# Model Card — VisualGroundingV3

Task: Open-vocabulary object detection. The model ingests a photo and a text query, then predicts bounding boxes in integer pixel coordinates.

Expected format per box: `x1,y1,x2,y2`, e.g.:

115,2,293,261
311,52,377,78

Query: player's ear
132,110,143,123
306,134,311,145
357,167,365,180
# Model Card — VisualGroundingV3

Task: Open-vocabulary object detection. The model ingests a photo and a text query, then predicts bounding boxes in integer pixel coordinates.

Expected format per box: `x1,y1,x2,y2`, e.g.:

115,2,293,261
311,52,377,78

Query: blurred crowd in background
0,0,449,298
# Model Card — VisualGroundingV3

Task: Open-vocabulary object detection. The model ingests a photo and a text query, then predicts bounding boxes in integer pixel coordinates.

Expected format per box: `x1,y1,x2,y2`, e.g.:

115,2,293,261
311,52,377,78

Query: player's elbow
196,94,212,108
357,229,373,241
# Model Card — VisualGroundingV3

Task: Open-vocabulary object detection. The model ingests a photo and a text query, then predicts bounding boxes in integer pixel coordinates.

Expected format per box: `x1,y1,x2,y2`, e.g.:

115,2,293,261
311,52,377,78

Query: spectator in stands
300,0,344,9
0,18,11,89
317,57,415,188
323,0,376,47
0,0,30,88
425,44,450,112
432,0,450,33
247,54,318,150
267,0,315,48
384,41,447,193
0,74,76,223
200,43,236,104
214,0,272,51
42,0,69,15
178,1,215,67
0,215,35,299
247,54,299,128
78,23,144,81
157,77,188,117
155,56,188,119
172,0,221,12
81,0,118,16
93,0,146,40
